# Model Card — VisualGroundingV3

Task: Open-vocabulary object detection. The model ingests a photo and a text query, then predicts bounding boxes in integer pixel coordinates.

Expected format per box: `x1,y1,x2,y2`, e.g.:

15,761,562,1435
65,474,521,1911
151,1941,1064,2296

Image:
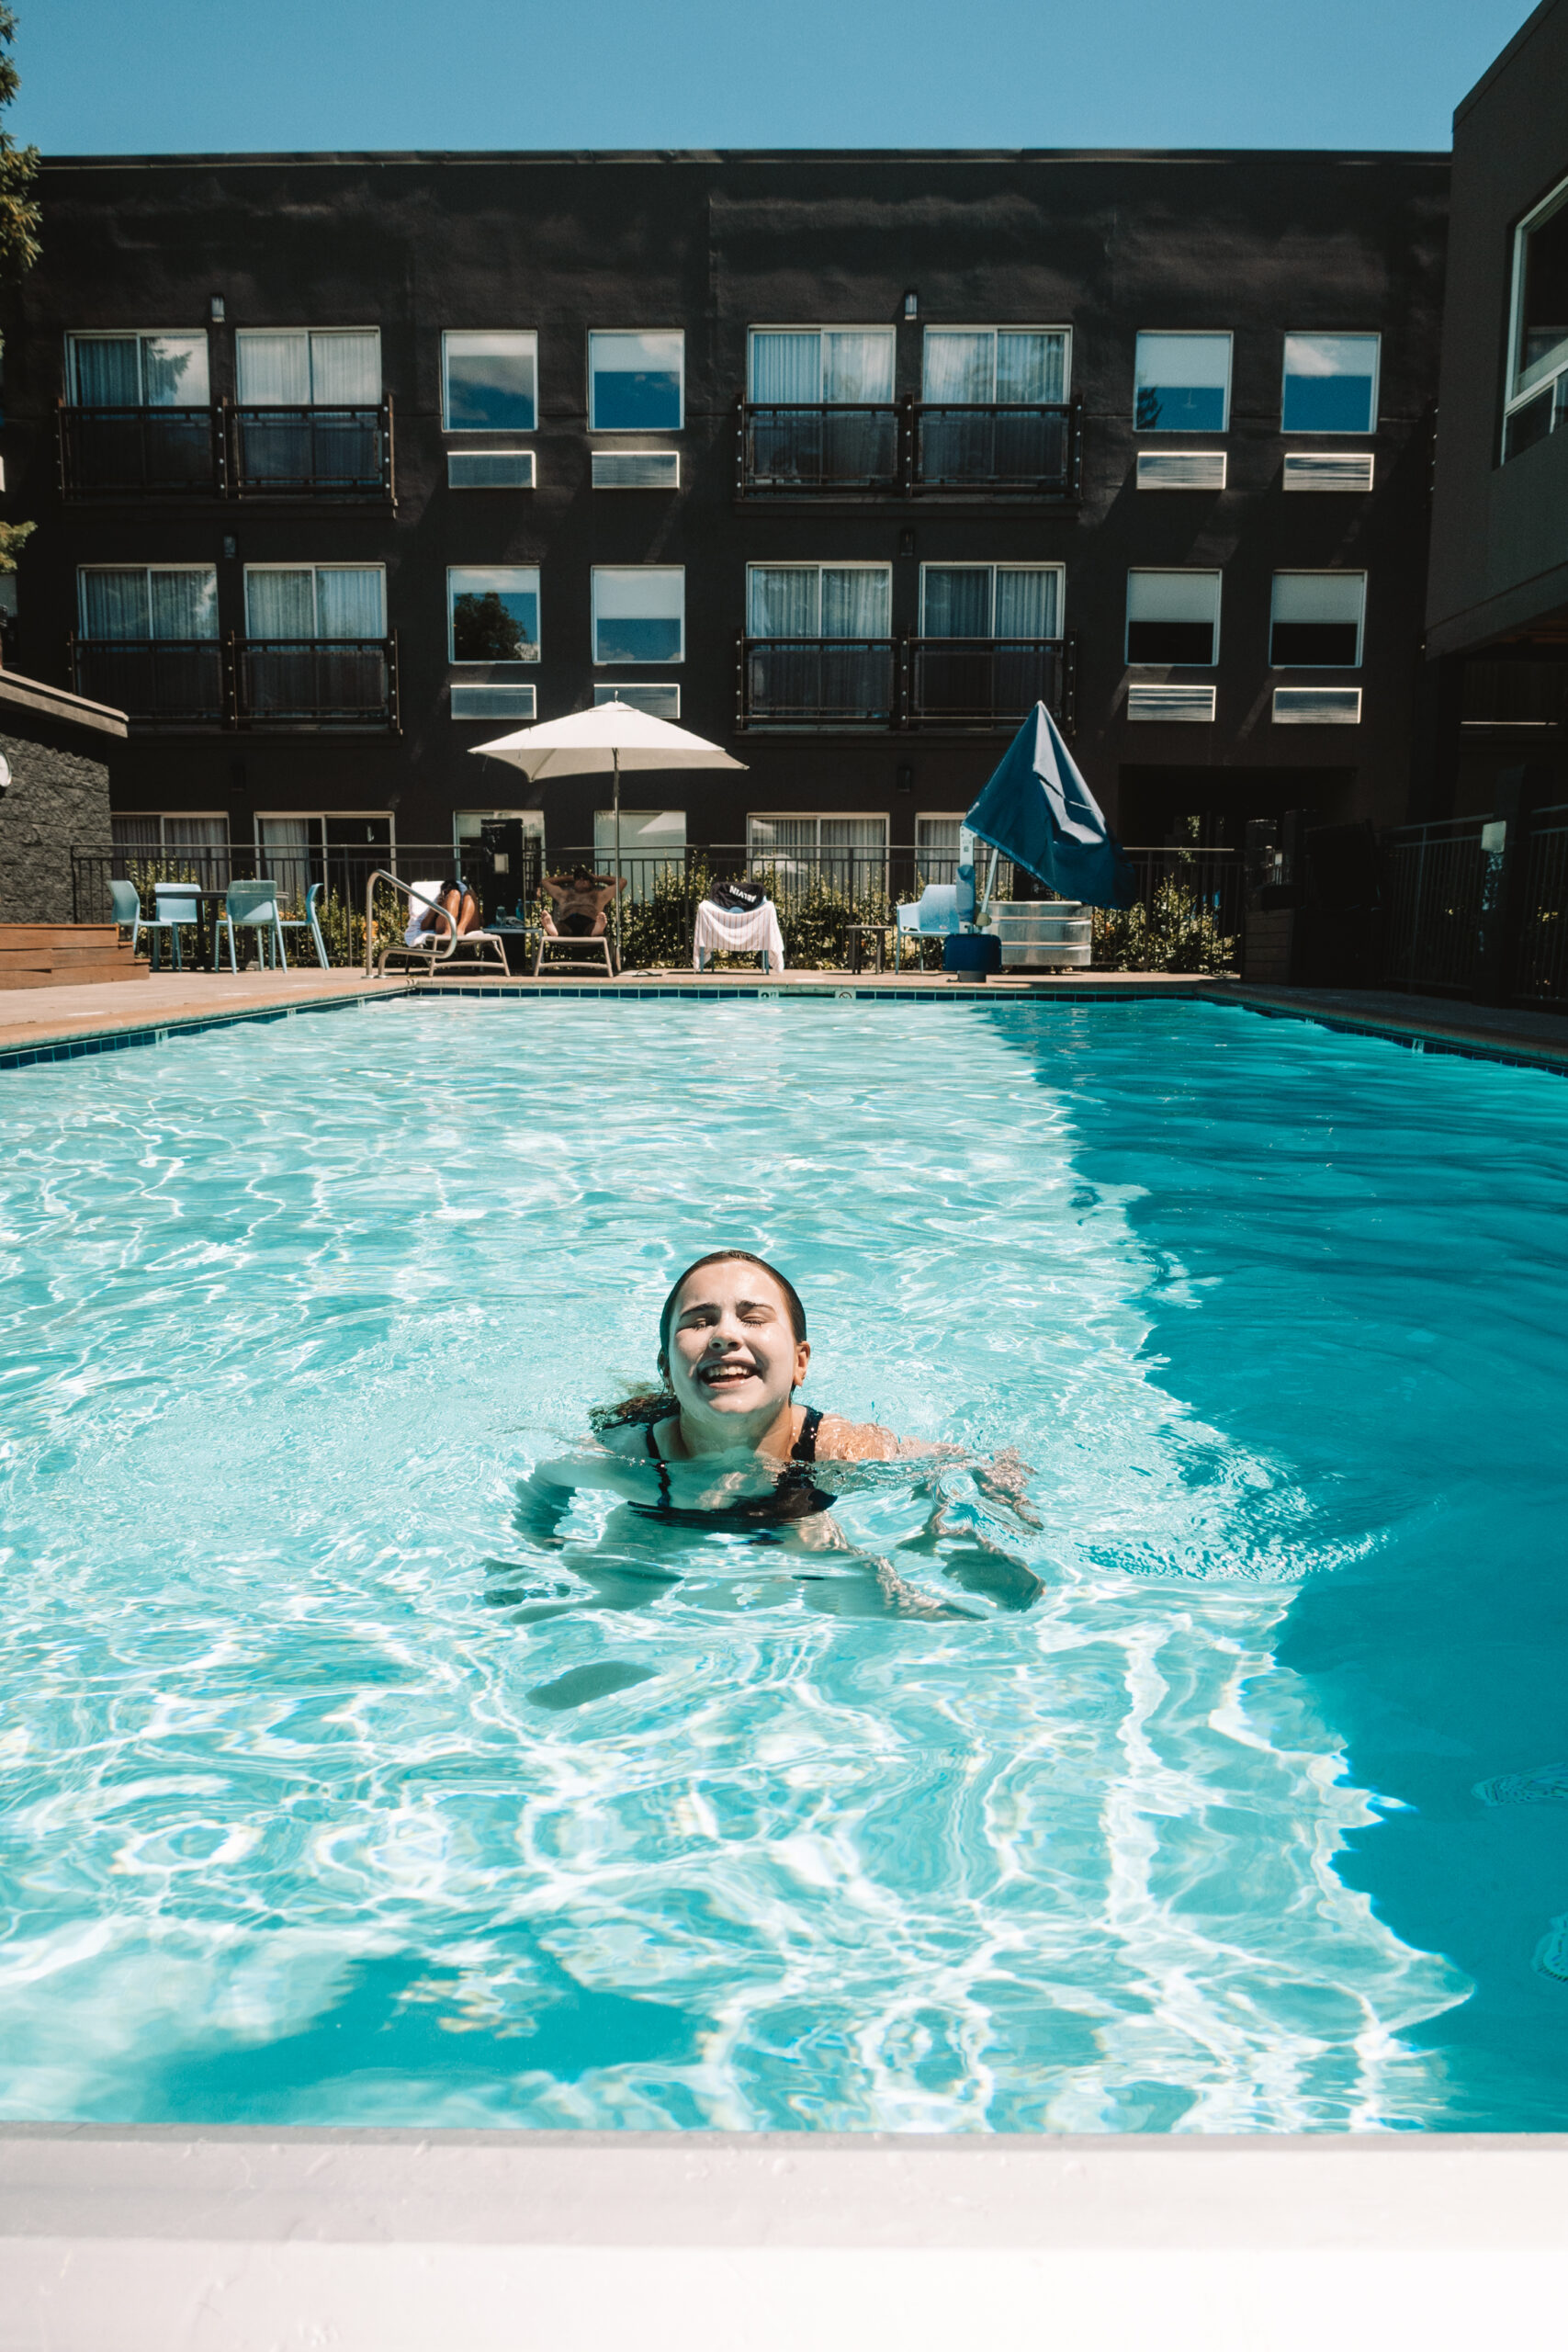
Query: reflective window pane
592,566,684,662
444,331,537,431
1269,571,1365,667
1134,333,1231,432
448,565,540,662
1125,569,1222,664
1282,334,1379,433
589,331,683,431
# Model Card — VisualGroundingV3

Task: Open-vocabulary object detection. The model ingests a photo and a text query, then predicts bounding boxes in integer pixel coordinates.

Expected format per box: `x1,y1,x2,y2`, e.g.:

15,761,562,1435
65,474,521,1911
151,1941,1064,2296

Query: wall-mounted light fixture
896,764,913,794
209,295,225,322
903,290,919,320
221,535,237,560
898,527,916,559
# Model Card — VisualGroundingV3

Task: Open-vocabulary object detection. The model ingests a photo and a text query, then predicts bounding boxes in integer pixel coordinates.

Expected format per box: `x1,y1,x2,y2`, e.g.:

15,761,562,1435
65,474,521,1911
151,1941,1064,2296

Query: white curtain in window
748,567,819,638
71,337,142,405
997,332,1065,403
316,567,386,639
80,569,150,639
749,816,819,856
112,814,160,857
164,816,230,855
821,567,890,638
922,567,992,636
1269,571,1365,625
916,816,963,858
236,334,310,405
245,569,316,638
150,569,219,640
822,331,894,403
994,566,1059,638
821,818,888,853
310,331,380,404
750,333,819,401
142,334,209,406
923,332,992,402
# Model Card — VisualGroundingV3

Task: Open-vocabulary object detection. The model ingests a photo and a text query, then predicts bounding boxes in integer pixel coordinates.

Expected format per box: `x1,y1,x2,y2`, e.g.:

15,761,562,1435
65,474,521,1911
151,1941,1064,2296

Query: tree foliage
0,9,39,282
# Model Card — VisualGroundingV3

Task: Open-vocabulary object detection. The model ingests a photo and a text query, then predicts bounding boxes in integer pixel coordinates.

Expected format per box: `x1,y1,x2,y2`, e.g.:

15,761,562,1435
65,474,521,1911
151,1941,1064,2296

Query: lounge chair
378,880,511,978
533,925,615,978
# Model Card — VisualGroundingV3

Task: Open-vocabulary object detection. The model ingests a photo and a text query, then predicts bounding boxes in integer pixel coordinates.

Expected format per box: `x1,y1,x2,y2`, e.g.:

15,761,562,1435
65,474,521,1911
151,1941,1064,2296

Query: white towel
693,899,786,969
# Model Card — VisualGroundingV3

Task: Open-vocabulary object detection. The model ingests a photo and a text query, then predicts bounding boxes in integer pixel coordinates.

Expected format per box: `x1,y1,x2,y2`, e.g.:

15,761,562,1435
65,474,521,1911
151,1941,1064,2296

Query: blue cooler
942,932,1002,979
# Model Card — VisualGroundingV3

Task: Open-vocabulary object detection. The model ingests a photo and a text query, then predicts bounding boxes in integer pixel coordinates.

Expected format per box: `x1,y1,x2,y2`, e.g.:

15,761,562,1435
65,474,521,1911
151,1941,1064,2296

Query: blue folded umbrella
964,703,1136,910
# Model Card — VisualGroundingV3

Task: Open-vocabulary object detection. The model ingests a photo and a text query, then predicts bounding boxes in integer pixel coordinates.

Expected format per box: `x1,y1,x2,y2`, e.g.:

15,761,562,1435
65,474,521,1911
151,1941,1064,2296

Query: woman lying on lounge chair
541,865,626,940
412,879,481,943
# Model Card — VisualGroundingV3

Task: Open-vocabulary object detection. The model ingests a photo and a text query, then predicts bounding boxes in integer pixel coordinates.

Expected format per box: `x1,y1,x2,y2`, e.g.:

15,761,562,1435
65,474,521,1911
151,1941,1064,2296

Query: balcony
738,638,898,728
736,633,1076,731
736,396,1080,498
70,634,400,730
905,636,1075,730
58,399,394,502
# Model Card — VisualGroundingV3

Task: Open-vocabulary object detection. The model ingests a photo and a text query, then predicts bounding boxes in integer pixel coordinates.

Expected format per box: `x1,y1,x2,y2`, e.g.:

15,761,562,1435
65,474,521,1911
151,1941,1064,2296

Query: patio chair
215,879,287,973
109,878,150,962
152,879,204,972
377,879,511,978
894,880,972,972
276,879,330,970
533,928,615,978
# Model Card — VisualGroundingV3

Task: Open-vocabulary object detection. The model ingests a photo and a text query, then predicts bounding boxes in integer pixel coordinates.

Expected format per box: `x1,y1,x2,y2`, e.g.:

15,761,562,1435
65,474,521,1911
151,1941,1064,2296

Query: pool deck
2,2124,1564,2349
1,964,1566,1075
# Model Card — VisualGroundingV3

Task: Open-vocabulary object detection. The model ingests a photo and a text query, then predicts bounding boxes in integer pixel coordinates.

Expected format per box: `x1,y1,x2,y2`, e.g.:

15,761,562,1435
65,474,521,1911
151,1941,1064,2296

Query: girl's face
663,1261,809,1430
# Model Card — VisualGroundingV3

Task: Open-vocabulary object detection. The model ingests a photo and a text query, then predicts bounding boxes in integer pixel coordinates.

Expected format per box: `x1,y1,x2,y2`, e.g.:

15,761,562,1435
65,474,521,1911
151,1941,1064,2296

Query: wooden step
0,958,150,989
0,924,120,949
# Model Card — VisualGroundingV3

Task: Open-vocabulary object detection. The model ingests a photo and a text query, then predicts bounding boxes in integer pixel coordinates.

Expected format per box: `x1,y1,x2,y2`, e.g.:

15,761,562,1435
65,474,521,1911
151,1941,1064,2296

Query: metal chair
533,929,615,978
152,880,203,972
109,878,147,960
215,879,287,972
276,879,330,969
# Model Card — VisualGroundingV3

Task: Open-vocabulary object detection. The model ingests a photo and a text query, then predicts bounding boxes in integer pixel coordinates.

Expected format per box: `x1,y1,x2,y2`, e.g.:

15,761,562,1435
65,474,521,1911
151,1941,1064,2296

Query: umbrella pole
979,845,1000,923
613,747,623,970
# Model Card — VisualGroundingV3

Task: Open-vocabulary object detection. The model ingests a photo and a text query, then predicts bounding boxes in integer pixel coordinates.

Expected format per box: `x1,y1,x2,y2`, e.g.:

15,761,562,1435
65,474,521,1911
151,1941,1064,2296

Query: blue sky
13,0,1537,155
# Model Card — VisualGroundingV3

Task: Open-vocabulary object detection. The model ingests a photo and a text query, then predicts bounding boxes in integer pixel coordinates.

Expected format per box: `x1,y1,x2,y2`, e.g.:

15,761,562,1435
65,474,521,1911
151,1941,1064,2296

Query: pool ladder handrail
363,867,462,978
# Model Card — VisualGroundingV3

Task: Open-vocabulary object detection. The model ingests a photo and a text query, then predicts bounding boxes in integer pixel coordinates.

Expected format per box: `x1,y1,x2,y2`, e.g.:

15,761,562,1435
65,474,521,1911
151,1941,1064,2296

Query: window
593,808,687,900
748,812,888,886
113,812,228,858
748,329,895,403
79,565,217,639
447,566,540,663
442,331,536,431
1269,572,1365,667
448,450,536,490
254,813,393,884
921,329,1068,402
1134,333,1231,432
594,682,681,718
1280,334,1379,434
68,333,209,407
1125,571,1221,665
588,331,683,430
747,564,891,638
1504,175,1568,458
243,565,386,639
592,567,684,662
235,330,380,405
919,565,1061,637
451,684,536,720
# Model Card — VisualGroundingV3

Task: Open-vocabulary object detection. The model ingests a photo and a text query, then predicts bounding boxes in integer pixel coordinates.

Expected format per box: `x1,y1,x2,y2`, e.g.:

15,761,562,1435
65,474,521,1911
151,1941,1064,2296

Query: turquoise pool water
1,998,1565,2132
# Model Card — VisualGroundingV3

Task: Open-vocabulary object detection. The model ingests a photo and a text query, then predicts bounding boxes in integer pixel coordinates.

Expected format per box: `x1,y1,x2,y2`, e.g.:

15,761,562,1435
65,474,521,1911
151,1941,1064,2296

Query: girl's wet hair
591,1251,807,1432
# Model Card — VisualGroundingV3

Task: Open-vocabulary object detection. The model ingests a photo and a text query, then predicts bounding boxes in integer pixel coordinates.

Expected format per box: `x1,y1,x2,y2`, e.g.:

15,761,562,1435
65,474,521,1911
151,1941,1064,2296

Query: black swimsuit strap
792,1405,824,1463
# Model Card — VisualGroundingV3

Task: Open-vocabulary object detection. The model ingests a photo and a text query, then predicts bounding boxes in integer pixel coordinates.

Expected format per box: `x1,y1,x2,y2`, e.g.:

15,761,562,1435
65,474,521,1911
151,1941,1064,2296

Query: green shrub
1092,876,1237,973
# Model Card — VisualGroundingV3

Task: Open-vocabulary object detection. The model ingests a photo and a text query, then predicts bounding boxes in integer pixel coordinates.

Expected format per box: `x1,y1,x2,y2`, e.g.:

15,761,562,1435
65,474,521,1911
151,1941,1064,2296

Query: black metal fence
69,634,400,729
736,633,1077,731
72,842,486,931
1377,804,1568,1007
57,398,394,502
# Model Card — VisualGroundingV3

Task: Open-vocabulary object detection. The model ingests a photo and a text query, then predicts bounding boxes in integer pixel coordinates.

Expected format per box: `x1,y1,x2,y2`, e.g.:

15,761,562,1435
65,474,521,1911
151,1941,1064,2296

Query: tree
0,6,38,581
452,592,530,662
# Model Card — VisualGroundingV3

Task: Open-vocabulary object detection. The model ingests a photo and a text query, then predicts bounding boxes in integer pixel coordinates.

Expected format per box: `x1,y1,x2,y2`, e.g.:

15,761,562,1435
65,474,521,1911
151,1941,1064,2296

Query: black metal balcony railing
70,638,228,724
736,633,1075,730
904,637,1074,731
55,405,225,498
736,395,1082,498
70,633,400,730
57,398,395,501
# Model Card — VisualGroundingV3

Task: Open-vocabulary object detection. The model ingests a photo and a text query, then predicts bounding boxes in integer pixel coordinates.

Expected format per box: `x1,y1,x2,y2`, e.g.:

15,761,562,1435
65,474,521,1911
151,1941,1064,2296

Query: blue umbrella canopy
964,703,1136,910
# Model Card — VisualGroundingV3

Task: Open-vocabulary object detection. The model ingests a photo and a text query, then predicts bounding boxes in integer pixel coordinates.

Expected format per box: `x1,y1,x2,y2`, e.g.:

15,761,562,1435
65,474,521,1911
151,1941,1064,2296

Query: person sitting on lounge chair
541,865,626,940
410,878,480,944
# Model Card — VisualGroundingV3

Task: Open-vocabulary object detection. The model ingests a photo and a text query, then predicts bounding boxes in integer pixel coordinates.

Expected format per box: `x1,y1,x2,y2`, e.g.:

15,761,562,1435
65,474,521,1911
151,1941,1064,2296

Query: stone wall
0,723,113,924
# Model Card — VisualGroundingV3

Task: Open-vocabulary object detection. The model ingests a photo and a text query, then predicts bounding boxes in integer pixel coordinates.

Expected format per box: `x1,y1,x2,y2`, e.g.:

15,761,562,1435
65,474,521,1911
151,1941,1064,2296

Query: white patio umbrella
468,700,747,963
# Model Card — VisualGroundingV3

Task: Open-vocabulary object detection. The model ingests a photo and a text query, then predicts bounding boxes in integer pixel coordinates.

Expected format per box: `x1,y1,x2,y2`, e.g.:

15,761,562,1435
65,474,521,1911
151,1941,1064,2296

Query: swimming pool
0,997,1564,2133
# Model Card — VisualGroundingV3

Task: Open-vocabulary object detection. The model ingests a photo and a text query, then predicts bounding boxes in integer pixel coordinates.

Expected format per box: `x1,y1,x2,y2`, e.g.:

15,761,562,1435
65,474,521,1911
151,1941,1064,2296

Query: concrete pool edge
4,2126,1566,2350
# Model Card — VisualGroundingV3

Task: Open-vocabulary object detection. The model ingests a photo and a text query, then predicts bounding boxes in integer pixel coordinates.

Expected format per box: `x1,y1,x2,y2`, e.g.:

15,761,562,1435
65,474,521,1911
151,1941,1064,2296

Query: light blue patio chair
152,879,203,972
215,879,287,973
109,878,147,959
276,879,330,969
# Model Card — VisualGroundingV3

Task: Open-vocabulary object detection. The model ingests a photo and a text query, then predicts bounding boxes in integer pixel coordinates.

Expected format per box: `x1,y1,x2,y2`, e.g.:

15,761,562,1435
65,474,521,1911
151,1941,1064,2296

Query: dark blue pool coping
2,975,1566,1079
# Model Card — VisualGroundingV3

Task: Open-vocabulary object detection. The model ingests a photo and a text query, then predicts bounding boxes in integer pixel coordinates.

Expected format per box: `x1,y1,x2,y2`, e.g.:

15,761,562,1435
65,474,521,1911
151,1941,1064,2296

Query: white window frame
747,811,890,855
1133,331,1233,434
1268,570,1367,669
588,329,685,434
917,562,1065,636
919,325,1072,401
1504,172,1568,447
113,811,229,851
745,561,894,638
747,326,898,402
446,564,542,666
1279,333,1381,436
77,562,220,639
233,328,382,405
1124,568,1223,667
441,330,538,434
592,565,686,665
252,810,398,852
241,564,388,639
66,330,210,407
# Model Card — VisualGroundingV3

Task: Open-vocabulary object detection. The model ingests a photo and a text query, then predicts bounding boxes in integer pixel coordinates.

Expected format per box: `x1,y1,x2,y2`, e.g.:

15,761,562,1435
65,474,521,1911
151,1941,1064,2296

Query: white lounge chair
378,879,512,978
